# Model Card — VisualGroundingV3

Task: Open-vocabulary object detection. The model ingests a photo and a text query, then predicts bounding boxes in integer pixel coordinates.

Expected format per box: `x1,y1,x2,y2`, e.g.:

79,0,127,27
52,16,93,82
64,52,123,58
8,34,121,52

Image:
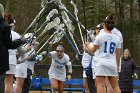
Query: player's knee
16,82,24,88
111,85,119,89
83,78,88,89
83,83,88,89
52,86,59,91
58,88,63,93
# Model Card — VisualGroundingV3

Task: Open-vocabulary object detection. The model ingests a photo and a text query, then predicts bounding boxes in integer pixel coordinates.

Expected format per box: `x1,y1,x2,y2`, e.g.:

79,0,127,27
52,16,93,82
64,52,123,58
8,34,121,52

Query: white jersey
82,32,95,69
27,48,36,72
100,28,123,43
15,48,35,78
93,33,121,76
82,52,92,68
100,28,123,72
9,31,21,65
94,33,121,66
48,51,71,81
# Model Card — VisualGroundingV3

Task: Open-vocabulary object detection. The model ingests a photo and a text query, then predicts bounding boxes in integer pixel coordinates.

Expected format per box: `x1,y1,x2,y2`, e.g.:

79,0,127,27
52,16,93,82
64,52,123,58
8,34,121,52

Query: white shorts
92,68,96,79
83,69,96,79
6,64,16,74
48,68,66,81
94,65,118,77
15,69,27,78
83,70,86,78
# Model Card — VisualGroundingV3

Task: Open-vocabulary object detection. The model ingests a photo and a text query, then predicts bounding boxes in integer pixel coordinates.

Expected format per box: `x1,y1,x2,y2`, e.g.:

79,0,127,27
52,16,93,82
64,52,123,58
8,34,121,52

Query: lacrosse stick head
70,0,76,5
23,33,36,45
24,33,36,39
70,0,73,4
45,17,60,30
61,11,75,31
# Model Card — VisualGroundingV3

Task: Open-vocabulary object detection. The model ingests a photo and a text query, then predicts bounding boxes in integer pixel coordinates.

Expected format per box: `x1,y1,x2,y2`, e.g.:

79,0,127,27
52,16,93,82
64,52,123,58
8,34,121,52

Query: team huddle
0,1,138,93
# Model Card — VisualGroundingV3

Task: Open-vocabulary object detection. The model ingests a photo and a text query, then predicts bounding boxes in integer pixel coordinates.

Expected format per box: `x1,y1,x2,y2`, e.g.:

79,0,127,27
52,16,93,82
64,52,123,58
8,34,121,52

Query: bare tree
129,0,134,55
130,0,133,23
5,0,9,13
118,0,124,32
138,0,140,20
94,0,99,25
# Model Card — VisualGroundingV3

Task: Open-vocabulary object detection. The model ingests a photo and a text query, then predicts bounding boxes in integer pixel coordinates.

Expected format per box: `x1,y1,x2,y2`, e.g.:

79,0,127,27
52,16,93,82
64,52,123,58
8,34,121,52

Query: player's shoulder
11,30,19,35
95,32,108,41
64,53,69,58
50,51,56,55
12,30,19,33
112,28,122,36
111,34,120,43
97,32,105,37
112,33,120,39
99,29,105,34
64,53,70,60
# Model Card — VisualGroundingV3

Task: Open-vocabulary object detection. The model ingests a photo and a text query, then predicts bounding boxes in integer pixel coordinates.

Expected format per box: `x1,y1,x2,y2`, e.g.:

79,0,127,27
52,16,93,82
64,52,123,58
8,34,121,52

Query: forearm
17,55,30,64
41,51,51,57
67,63,72,74
84,42,97,55
17,46,30,54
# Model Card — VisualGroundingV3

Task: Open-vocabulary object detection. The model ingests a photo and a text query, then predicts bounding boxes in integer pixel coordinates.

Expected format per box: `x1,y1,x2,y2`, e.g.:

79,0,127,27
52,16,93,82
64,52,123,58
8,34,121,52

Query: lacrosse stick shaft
54,1,87,31
61,12,80,54
37,31,57,53
82,0,87,34
71,0,84,45
35,18,60,41
69,32,80,54
63,31,78,54
22,6,47,36
17,34,49,64
68,29,82,49
28,34,49,56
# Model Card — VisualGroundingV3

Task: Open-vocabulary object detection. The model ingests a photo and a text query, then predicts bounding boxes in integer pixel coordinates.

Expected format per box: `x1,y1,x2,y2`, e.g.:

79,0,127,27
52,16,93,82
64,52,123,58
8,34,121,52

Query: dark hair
4,13,13,20
4,13,16,25
104,14,116,30
94,23,103,36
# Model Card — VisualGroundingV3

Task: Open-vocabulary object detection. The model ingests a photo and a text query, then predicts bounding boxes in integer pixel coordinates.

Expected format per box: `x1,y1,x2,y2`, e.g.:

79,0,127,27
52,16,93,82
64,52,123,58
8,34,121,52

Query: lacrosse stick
35,17,60,41
22,5,47,36
17,34,49,64
61,11,80,54
54,0,87,31
70,0,84,45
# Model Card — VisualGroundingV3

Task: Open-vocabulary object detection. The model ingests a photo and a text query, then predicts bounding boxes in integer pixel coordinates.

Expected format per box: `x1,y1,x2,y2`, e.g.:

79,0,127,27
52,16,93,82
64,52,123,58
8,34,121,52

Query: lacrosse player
99,14,123,93
41,45,72,93
84,14,121,93
14,34,38,93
